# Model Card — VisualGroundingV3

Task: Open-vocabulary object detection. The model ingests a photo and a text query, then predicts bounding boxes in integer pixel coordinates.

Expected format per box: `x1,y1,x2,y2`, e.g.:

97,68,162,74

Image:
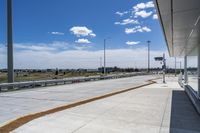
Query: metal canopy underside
154,0,200,57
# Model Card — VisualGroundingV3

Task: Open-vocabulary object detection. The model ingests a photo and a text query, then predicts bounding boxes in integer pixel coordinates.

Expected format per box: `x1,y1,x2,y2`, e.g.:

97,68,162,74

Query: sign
154,57,163,61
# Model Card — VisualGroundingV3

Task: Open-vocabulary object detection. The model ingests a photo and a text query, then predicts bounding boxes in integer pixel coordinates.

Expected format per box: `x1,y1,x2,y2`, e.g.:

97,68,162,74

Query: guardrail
0,72,147,92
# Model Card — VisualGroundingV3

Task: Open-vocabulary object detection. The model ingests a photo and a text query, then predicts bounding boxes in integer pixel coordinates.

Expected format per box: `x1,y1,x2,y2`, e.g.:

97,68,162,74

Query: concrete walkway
0,75,156,125
12,77,200,133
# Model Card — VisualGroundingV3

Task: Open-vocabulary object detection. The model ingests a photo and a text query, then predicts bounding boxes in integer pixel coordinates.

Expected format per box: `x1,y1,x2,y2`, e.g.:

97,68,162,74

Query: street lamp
7,0,14,83
103,38,110,75
147,40,151,73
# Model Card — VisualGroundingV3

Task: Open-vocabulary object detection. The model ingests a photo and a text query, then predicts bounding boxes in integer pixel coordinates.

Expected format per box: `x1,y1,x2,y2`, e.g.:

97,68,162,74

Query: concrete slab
0,75,156,125
12,77,200,133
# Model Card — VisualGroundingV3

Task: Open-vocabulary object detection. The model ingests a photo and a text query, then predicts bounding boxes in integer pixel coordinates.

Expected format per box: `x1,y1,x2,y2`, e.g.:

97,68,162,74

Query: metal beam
7,0,14,83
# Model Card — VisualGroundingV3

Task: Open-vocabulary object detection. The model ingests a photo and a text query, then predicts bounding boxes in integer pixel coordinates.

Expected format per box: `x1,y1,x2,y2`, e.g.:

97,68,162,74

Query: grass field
0,71,103,83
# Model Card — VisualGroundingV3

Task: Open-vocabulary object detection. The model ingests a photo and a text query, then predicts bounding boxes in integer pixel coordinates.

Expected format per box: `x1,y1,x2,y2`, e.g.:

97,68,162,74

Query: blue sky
1,0,193,69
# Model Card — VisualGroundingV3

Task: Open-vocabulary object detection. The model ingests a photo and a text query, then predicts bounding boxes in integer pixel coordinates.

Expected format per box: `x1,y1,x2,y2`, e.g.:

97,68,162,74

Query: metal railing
178,72,184,87
0,72,147,92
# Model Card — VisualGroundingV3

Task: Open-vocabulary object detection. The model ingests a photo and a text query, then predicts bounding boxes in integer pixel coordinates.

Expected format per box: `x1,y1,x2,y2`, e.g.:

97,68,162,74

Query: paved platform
0,75,156,125
12,77,200,133
188,76,198,92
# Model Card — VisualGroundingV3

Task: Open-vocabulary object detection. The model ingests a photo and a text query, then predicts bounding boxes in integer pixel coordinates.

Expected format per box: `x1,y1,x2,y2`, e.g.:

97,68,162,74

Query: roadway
0,75,157,125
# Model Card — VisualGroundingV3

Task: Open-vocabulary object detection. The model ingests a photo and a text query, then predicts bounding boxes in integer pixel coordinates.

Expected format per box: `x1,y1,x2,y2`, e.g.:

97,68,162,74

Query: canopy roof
154,0,200,57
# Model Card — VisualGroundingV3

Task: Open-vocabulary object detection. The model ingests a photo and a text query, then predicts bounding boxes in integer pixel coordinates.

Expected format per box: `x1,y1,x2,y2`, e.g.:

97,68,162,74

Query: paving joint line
0,78,159,133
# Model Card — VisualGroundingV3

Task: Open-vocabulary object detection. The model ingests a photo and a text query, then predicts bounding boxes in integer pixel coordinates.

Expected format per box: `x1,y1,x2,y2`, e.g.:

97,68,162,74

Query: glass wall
187,56,198,93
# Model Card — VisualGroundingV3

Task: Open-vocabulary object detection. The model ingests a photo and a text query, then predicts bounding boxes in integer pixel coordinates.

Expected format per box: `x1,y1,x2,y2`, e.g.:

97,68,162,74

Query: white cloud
15,41,69,52
115,18,139,25
0,43,197,69
50,32,64,35
141,26,151,32
90,33,96,37
133,1,154,12
70,26,96,37
126,41,140,45
153,14,158,19
115,11,128,17
125,26,151,34
75,39,91,44
135,10,153,18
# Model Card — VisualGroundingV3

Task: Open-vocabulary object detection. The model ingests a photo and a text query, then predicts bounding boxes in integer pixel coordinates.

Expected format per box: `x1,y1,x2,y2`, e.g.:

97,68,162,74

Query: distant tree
55,68,59,75
135,68,139,72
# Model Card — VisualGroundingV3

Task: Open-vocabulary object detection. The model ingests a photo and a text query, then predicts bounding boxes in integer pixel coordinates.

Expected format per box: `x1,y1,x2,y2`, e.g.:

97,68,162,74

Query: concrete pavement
11,77,200,133
0,75,156,126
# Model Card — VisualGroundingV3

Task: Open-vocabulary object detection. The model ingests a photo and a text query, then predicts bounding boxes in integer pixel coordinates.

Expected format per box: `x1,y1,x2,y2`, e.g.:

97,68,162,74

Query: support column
175,57,177,76
198,44,200,97
184,56,188,84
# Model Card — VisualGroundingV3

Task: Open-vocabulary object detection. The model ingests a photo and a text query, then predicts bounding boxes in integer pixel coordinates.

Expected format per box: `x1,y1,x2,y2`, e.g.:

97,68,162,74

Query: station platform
11,77,200,133
0,75,156,127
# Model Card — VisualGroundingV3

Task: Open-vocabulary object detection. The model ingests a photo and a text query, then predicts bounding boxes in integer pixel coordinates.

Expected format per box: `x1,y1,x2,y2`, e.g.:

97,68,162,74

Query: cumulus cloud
0,43,197,69
153,14,158,19
115,11,128,17
70,26,96,37
75,39,91,44
115,19,139,25
125,26,151,34
126,41,140,45
133,1,154,12
134,10,153,18
49,32,64,35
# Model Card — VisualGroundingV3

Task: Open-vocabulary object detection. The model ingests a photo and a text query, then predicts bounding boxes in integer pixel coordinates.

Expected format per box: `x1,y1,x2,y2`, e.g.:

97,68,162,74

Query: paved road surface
12,77,200,133
0,75,157,125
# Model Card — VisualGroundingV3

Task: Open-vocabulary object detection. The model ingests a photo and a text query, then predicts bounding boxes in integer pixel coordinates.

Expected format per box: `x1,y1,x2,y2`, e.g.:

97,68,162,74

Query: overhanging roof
154,0,200,57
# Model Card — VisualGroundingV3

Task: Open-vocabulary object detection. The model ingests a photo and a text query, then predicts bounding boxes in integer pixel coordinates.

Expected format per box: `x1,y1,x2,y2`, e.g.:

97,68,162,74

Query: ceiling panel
155,0,200,57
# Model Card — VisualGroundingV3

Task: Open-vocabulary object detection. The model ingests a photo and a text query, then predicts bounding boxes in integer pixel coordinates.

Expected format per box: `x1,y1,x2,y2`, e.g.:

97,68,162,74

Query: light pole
147,41,151,73
104,39,106,75
7,0,14,83
103,38,110,75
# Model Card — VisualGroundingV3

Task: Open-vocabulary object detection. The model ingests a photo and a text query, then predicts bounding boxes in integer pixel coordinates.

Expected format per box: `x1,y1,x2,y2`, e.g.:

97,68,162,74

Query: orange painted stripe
0,79,157,133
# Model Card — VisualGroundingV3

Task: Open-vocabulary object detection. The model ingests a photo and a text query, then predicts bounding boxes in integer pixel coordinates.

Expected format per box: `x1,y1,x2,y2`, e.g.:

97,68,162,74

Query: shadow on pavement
170,90,200,133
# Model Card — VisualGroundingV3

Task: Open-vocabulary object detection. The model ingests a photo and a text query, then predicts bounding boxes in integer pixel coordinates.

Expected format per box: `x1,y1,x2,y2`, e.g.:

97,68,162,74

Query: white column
184,56,188,84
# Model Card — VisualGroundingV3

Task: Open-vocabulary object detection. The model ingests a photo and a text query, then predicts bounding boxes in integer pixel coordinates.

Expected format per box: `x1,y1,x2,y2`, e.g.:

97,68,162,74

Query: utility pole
104,39,106,75
147,41,151,73
7,0,14,83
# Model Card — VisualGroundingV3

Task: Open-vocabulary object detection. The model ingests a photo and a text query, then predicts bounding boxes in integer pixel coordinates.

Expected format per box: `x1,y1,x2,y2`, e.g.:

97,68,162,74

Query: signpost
154,53,166,83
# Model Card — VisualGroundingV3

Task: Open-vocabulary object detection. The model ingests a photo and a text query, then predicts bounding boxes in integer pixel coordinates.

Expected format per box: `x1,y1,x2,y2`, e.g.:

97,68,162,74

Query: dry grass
0,72,102,83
